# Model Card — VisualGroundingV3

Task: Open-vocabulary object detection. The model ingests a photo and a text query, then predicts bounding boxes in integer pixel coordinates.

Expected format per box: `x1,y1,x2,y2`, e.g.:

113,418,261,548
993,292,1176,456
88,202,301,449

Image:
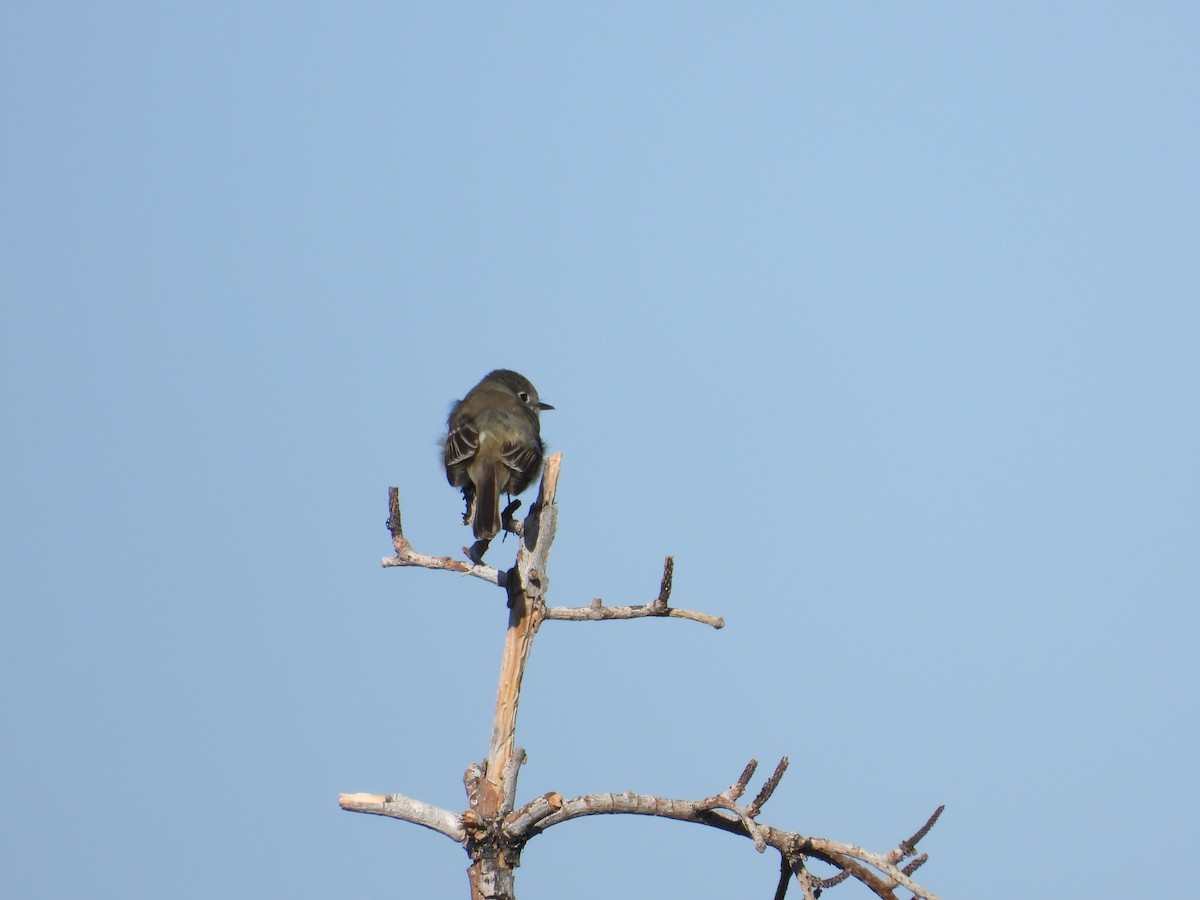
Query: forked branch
544,556,724,628
505,759,942,900
381,487,503,585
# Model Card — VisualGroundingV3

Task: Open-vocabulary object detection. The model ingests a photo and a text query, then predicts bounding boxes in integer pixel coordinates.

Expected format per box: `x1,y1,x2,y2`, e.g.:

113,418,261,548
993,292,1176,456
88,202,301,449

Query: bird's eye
518,392,530,403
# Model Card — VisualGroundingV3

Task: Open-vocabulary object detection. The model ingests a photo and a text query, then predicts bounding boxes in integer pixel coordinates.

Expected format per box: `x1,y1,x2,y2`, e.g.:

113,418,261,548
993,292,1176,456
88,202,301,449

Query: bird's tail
472,466,502,541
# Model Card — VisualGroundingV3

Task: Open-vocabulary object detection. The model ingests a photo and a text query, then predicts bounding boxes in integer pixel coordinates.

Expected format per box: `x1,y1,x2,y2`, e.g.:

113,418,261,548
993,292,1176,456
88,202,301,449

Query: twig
543,601,723,628
695,758,784,852
651,555,674,610
819,870,850,890
895,804,944,859
789,855,819,900
729,758,758,801
800,837,940,898
543,558,723,629
773,854,791,900
381,487,504,585
903,855,929,876
748,757,789,817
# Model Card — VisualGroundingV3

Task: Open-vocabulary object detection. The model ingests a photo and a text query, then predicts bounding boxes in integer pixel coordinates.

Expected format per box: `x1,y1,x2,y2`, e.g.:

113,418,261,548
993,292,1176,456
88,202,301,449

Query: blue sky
2,3,1197,897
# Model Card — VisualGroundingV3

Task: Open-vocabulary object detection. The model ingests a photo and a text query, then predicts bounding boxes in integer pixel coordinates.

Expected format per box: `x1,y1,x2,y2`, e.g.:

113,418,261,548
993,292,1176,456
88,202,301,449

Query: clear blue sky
3,4,1197,897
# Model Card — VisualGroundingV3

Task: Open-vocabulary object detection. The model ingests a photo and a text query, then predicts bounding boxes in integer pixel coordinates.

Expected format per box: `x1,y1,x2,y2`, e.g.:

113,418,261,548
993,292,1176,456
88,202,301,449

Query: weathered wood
342,455,944,899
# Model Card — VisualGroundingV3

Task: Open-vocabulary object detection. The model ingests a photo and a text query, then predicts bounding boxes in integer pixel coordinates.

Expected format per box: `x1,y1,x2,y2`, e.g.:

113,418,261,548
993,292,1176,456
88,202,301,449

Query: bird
443,370,553,542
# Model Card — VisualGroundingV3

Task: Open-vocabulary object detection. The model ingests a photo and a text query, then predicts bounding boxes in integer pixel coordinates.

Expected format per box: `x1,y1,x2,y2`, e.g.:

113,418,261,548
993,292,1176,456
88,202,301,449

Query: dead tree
339,454,943,899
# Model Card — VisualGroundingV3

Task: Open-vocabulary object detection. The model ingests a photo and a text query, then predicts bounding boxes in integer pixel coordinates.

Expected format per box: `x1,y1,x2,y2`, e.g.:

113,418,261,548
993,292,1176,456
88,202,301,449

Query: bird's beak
538,402,555,411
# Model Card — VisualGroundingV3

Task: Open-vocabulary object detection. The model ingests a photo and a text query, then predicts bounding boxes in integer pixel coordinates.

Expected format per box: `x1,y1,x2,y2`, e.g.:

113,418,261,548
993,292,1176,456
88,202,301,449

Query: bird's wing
501,442,543,494
444,423,479,486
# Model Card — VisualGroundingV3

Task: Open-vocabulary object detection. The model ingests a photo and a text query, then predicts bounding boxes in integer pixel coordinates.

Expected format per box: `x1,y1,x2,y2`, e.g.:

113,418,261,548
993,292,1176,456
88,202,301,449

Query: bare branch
338,792,465,843
543,600,724,628
802,852,897,900
652,555,674,609
501,748,527,815
801,836,941,899
508,791,707,835
381,487,504,584
348,460,944,899
818,870,850,889
748,757,789,817
694,758,783,853
903,854,929,876
731,758,758,801
797,869,818,900
788,855,819,900
773,854,791,900
505,787,943,900
895,804,944,859
543,556,722,629
502,791,564,835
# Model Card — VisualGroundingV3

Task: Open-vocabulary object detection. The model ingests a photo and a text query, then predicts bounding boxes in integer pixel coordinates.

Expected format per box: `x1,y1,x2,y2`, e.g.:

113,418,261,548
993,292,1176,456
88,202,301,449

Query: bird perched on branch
443,370,553,543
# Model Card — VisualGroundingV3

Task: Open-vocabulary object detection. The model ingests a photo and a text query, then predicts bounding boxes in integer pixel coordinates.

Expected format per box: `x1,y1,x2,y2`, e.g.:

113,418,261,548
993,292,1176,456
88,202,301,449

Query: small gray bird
443,370,553,542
